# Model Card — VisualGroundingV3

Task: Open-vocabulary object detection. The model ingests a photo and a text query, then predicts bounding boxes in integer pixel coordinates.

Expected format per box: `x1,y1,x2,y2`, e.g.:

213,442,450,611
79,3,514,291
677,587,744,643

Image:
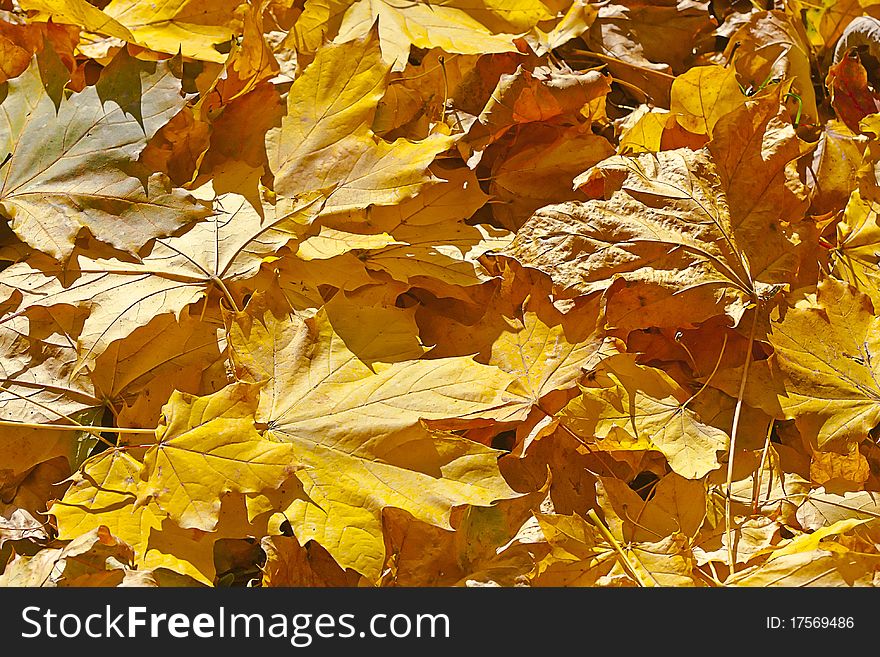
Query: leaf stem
751,421,774,514
586,509,649,587
0,418,155,434
725,307,759,573
211,275,241,313
0,387,118,448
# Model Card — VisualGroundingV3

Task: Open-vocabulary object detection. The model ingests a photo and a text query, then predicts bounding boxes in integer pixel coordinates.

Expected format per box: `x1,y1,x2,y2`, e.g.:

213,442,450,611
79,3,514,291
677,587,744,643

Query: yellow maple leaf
23,0,242,62
136,382,301,532
487,297,621,420
292,0,557,68
770,276,880,450
833,188,880,307
560,355,729,478
0,192,320,370
266,30,453,213
19,0,134,43
227,290,520,579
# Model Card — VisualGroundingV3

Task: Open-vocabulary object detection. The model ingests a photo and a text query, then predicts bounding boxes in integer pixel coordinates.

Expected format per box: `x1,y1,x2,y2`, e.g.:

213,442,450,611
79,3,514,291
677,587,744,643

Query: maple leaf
0,51,208,261
227,290,520,579
51,449,170,577
0,192,319,369
136,383,302,532
503,94,808,331
0,309,219,476
22,0,242,62
266,30,453,214
19,0,134,43
558,356,728,479
769,276,880,451
529,512,617,586
51,448,255,585
796,487,880,530
485,296,622,420
833,188,880,307
4,0,880,592
292,0,557,68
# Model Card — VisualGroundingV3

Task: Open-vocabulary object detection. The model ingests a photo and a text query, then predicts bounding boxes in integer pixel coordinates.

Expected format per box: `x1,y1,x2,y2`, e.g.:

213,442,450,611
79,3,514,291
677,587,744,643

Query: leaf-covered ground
1,0,880,587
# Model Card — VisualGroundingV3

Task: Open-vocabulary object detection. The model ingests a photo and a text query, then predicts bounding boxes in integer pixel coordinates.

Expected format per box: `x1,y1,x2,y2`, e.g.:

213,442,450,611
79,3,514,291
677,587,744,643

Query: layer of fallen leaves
2,0,880,588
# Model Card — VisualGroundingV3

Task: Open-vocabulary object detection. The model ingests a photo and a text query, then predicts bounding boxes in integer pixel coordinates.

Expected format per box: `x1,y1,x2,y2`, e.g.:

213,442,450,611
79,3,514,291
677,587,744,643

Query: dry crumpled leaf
724,11,818,129
470,64,611,149
791,0,866,52
530,511,700,587
504,94,807,331
826,47,880,133
582,0,711,106
295,218,511,298
597,472,707,541
488,125,615,230
529,512,616,586
0,17,79,84
261,535,362,587
0,526,137,586
379,486,548,587
693,516,782,567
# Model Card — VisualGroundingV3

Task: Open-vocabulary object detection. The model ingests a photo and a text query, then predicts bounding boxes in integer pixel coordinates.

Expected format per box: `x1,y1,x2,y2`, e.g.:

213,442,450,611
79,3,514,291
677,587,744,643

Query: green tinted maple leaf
0,50,207,260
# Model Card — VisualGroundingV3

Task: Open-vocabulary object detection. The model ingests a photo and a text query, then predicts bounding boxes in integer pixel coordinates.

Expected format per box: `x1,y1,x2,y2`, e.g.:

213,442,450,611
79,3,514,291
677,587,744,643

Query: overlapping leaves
2,1,880,589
